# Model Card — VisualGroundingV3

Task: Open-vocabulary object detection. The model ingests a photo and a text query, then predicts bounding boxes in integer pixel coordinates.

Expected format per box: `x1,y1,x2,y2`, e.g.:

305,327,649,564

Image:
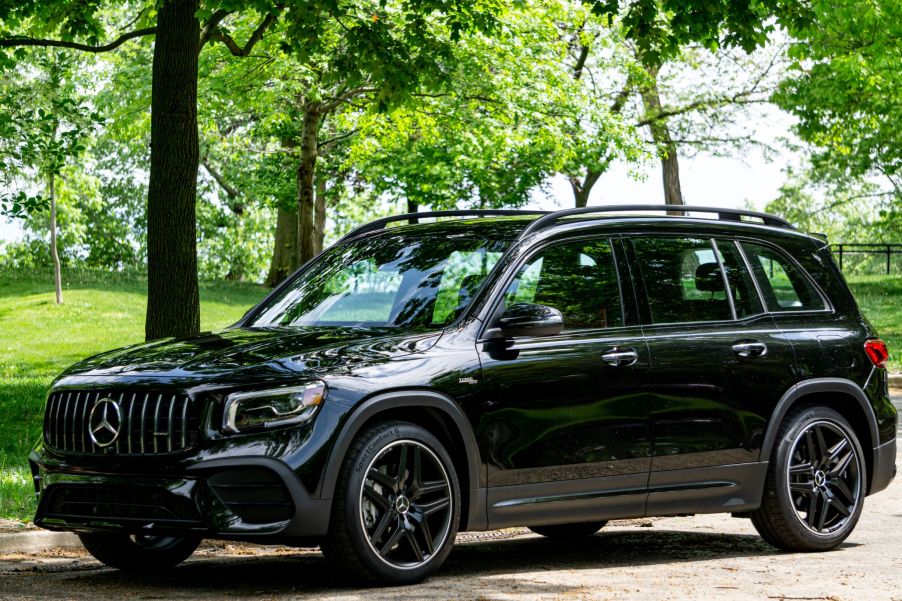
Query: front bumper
30,452,331,542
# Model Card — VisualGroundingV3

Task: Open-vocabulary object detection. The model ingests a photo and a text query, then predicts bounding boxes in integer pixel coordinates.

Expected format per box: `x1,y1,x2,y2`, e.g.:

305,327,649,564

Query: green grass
0,268,267,521
0,269,899,522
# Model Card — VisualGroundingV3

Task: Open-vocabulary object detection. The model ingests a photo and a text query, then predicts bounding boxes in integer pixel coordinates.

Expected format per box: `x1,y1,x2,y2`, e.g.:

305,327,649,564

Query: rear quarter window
741,241,826,312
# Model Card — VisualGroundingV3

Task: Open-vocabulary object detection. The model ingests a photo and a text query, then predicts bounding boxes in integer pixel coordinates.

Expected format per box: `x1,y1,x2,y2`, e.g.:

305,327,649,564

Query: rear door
624,235,796,515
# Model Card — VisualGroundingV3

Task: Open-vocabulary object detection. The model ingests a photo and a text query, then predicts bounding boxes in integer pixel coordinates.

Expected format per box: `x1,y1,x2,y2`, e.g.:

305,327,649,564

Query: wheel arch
317,389,487,531
761,378,880,492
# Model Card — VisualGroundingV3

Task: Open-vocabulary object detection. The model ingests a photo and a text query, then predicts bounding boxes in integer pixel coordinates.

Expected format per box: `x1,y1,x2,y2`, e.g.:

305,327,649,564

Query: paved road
0,398,899,601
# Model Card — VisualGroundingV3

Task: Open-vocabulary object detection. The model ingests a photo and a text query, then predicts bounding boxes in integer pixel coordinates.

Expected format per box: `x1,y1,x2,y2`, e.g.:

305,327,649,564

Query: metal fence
831,244,902,275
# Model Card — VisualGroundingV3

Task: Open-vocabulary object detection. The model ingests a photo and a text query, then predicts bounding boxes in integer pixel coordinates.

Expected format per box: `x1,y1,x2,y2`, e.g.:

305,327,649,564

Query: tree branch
0,27,157,52
206,10,280,57
199,9,232,52
201,157,245,215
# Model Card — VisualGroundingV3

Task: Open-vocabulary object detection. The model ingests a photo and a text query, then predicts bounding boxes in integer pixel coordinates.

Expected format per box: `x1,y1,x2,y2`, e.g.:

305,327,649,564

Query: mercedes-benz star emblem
89,398,122,448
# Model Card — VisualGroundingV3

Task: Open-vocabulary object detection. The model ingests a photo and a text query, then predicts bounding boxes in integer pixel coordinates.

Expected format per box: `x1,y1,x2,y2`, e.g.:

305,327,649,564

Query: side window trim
477,235,631,338
734,238,771,314
736,237,834,314
710,239,737,321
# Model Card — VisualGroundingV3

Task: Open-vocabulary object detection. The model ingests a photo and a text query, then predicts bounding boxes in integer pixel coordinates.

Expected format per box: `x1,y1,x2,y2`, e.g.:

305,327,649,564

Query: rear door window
741,242,826,312
631,237,734,324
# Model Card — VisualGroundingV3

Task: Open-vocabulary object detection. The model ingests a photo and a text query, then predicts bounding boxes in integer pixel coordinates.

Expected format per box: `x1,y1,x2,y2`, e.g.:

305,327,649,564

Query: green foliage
0,267,266,520
774,0,902,201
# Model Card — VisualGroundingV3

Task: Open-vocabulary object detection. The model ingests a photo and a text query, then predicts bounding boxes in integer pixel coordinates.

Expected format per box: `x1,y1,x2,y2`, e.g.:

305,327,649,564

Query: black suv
31,205,896,584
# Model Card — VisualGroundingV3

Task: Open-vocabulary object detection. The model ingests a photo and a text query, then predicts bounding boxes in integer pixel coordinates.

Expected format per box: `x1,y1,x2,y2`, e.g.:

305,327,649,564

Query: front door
477,237,651,528
625,235,797,515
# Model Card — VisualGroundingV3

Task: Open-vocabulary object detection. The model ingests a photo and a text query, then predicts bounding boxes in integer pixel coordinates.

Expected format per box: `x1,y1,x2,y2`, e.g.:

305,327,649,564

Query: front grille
44,391,199,455
45,485,202,526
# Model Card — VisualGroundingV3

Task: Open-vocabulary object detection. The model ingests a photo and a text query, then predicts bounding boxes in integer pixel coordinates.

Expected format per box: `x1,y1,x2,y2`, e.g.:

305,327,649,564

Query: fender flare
760,377,879,462
317,390,487,530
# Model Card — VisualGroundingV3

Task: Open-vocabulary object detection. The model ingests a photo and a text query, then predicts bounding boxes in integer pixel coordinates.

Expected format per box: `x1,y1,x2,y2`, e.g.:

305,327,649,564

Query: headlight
222,381,326,434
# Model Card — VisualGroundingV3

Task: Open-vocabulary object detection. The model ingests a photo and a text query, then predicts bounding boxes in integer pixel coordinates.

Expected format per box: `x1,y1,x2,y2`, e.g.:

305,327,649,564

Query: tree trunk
639,65,684,211
407,199,418,224
145,0,200,341
296,101,320,265
48,174,62,305
569,170,601,208
264,205,300,287
313,178,327,255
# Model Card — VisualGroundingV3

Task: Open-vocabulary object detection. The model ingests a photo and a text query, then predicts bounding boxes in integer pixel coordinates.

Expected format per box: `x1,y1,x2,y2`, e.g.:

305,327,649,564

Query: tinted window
251,234,506,329
741,242,826,312
632,237,732,323
715,240,763,318
505,239,623,330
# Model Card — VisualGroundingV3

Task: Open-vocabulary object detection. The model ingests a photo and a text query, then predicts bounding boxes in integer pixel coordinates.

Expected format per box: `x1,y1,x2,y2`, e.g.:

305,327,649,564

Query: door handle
601,347,638,367
732,341,767,358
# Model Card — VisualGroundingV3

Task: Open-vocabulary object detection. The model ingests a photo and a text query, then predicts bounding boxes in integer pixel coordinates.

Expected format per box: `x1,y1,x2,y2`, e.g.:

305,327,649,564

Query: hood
58,326,441,381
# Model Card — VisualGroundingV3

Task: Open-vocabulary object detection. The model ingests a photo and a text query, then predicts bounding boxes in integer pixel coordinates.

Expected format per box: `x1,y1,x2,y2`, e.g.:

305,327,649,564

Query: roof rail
338,209,550,243
519,204,794,239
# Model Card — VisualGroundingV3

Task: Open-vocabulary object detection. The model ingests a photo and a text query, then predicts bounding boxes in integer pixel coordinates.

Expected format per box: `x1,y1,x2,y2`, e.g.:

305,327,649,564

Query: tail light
864,339,889,369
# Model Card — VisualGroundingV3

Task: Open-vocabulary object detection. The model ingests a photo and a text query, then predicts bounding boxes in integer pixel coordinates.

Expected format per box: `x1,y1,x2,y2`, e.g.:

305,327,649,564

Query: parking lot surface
1,397,899,601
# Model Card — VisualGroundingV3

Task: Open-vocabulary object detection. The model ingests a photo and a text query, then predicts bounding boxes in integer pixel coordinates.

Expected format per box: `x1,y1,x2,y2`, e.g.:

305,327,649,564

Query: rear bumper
869,437,897,495
30,451,330,542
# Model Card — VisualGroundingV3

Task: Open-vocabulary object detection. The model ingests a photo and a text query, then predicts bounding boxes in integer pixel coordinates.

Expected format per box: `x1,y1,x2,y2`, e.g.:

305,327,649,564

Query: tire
528,521,607,539
79,533,200,571
322,421,461,585
751,406,866,552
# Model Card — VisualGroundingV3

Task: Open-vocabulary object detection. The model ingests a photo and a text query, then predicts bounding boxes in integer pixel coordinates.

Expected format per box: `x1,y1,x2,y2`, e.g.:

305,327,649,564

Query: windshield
250,233,508,329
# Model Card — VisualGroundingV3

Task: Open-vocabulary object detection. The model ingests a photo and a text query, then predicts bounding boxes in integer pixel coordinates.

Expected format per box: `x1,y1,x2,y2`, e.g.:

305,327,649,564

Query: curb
0,530,82,554
890,372,902,389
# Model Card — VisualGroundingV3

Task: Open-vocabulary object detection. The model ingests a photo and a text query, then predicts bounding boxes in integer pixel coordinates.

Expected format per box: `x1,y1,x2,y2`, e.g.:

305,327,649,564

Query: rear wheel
323,421,460,585
751,406,865,551
79,533,200,571
528,521,607,539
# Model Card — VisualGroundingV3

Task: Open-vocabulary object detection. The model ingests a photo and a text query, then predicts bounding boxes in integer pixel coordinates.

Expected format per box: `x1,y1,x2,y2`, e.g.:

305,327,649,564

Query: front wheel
79,533,200,571
323,421,461,585
751,406,866,551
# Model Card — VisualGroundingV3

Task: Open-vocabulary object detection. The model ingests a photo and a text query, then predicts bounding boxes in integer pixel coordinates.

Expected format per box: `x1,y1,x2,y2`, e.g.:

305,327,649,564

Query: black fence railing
831,243,902,275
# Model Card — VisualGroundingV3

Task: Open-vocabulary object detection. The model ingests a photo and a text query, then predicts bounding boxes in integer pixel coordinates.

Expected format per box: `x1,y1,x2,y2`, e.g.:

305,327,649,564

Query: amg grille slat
43,390,195,457
153,394,162,453
167,394,176,453
140,393,149,454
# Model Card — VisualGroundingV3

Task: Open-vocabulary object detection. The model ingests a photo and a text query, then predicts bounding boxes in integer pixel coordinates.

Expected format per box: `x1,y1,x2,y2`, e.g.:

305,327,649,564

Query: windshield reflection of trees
252,234,509,330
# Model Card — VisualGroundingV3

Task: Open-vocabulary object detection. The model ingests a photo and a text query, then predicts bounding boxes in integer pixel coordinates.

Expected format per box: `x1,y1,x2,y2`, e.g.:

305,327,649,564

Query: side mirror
496,303,563,338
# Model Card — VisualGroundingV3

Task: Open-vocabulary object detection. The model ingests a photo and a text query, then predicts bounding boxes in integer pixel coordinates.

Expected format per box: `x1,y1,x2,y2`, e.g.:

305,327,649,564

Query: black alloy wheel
324,421,460,584
360,439,454,568
785,420,862,534
752,407,865,551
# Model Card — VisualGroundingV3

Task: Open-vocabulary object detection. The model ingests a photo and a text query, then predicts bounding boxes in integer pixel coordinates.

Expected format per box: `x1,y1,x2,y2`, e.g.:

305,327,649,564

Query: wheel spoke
419,496,450,517
816,494,829,531
410,446,422,493
831,478,855,505
789,481,813,495
369,509,395,545
379,525,404,556
406,530,425,562
363,484,391,510
412,479,448,500
806,491,819,528
416,513,435,555
828,451,854,478
396,444,409,484
368,468,396,490
804,430,818,465
827,438,848,466
827,492,851,517
788,462,812,475
814,425,830,466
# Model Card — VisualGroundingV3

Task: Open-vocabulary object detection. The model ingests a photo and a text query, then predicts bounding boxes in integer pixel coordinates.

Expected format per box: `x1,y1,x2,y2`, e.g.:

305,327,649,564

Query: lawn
0,269,899,521
0,268,267,520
